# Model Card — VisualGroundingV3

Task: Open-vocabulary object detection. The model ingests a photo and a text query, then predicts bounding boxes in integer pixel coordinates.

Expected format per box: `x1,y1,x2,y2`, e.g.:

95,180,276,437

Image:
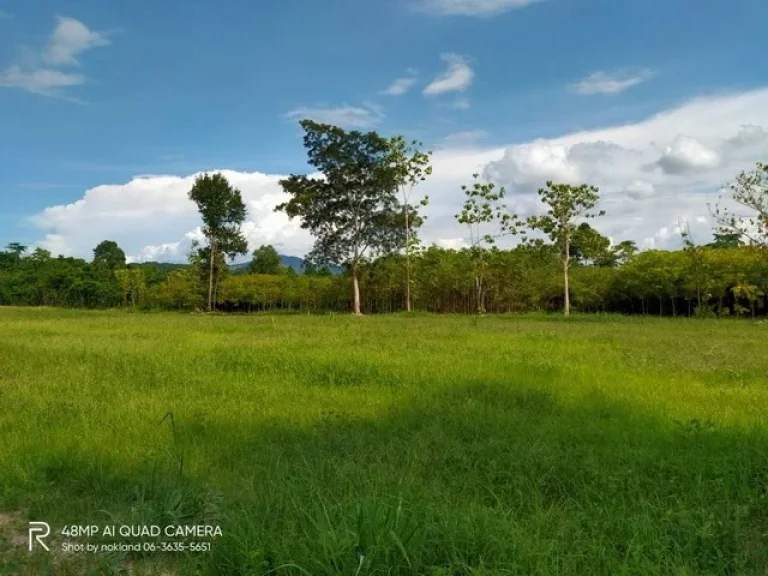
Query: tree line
1,120,766,317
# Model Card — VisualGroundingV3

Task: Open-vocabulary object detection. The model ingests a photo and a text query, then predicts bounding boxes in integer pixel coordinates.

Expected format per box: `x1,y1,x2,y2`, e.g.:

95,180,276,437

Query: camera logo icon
28,522,50,552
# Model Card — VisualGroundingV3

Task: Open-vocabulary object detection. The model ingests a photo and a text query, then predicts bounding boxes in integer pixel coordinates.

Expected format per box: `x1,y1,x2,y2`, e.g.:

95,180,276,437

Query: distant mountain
135,255,339,275
280,255,305,273
231,255,340,275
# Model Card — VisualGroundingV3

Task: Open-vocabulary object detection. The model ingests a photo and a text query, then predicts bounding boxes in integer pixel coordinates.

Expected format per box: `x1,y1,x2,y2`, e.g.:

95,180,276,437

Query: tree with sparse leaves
277,120,403,315
456,173,520,314
710,161,768,247
523,181,604,316
188,173,248,311
388,136,432,312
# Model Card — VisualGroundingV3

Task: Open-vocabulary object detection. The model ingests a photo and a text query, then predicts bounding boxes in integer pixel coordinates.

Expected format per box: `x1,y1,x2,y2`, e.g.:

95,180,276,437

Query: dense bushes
3,243,765,317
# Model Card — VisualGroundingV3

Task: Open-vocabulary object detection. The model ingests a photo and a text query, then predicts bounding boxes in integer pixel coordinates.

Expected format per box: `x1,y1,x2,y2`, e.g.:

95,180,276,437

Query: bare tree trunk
475,274,483,314
213,263,220,312
563,236,571,317
404,205,412,312
353,270,362,316
208,237,216,312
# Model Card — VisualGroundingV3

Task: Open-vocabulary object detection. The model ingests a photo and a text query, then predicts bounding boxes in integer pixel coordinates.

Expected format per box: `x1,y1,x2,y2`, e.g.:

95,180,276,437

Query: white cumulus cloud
481,88,768,248
655,135,720,175
31,170,312,262
727,124,768,148
424,53,474,96
27,88,768,259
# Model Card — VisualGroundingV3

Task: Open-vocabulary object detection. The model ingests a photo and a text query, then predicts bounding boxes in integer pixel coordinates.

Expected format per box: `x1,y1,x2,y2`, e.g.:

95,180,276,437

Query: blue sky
1,0,767,260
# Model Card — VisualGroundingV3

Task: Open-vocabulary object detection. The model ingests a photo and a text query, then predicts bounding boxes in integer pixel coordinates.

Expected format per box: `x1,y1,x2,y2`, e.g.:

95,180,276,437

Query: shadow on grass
4,381,768,575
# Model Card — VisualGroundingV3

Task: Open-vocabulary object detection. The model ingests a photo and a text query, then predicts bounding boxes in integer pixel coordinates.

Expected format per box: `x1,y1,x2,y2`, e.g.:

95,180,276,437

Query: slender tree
456,174,519,314
277,120,402,315
680,221,711,315
388,137,432,312
188,173,248,311
524,181,604,316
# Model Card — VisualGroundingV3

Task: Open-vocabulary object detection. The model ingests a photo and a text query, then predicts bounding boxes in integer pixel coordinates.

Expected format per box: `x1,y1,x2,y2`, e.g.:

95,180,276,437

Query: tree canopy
188,172,248,311
93,240,127,271
277,120,405,314
523,181,604,316
249,245,282,275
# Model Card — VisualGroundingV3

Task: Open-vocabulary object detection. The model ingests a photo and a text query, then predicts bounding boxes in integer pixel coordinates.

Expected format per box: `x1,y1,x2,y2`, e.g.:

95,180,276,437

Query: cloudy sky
1,0,767,261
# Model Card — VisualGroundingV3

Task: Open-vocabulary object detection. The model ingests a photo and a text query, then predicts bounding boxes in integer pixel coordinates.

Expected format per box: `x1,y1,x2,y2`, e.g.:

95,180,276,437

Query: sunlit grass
1,308,767,574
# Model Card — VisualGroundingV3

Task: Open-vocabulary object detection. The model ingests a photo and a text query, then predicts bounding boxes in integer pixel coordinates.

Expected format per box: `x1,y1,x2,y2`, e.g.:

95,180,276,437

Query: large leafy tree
524,181,604,316
188,173,248,311
277,120,403,315
93,240,126,271
388,136,432,312
249,244,282,275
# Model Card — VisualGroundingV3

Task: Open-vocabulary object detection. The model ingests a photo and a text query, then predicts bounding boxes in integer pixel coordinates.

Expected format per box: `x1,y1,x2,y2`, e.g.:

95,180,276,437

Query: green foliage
526,182,603,245
455,174,521,314
155,269,204,311
114,268,146,308
570,223,618,266
388,136,433,311
277,120,406,314
524,181,604,316
1,242,767,317
0,246,121,308
188,173,249,311
92,240,127,271
249,244,283,275
278,120,404,268
708,232,744,249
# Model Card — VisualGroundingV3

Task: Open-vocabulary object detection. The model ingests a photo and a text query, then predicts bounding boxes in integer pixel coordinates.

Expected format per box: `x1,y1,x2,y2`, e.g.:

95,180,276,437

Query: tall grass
0,308,767,574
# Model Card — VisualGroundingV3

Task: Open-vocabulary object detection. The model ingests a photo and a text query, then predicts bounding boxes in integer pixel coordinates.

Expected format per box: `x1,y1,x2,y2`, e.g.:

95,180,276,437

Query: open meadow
1,307,767,575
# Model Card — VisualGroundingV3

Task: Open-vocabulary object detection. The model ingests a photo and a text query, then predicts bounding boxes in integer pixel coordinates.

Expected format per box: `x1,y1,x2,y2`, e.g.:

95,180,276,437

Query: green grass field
1,308,767,575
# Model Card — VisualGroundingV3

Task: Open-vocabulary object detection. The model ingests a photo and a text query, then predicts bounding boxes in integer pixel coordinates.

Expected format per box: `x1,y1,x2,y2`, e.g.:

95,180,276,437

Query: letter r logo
28,522,50,551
